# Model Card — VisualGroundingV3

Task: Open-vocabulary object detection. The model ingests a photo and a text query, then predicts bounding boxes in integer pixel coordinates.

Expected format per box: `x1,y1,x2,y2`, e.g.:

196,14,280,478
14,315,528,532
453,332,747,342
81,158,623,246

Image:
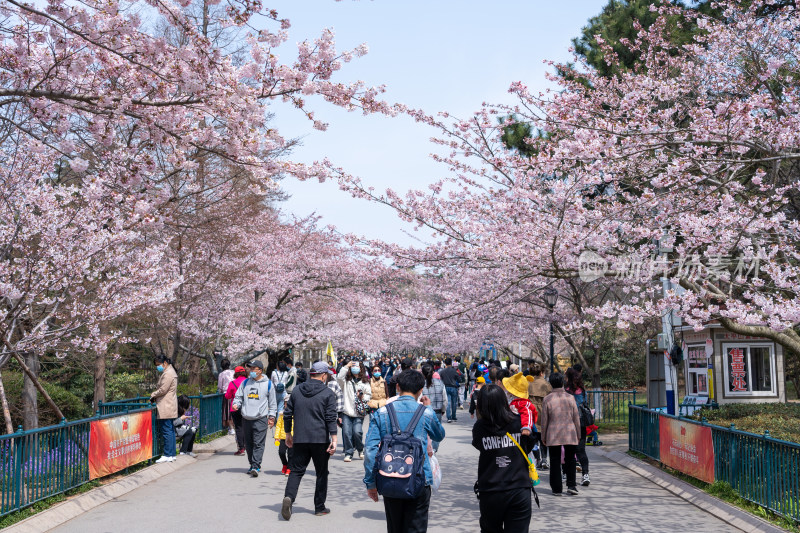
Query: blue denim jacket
363,395,446,489
571,389,586,407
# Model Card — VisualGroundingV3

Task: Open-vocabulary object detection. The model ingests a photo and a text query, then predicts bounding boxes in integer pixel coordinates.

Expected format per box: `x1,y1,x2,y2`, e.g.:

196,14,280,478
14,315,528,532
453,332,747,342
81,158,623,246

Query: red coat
225,376,247,412
510,397,538,432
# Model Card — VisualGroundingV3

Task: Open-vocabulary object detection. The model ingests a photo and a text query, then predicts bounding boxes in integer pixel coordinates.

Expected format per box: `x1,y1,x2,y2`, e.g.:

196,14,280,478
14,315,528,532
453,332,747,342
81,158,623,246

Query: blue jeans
433,411,443,452
276,390,286,414
341,414,364,457
445,387,459,421
159,418,176,457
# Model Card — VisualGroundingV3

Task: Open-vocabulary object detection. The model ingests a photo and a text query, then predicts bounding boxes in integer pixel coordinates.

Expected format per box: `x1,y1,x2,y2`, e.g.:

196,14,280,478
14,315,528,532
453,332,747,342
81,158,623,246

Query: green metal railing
628,403,660,459
629,404,800,522
101,394,225,440
585,390,637,425
1,393,226,518
0,407,152,517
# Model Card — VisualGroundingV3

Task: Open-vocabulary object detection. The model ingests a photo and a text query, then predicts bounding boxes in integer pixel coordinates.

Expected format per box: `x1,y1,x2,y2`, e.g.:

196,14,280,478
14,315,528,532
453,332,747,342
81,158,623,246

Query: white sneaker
228,429,235,435
343,455,352,462
155,456,175,463
582,473,590,486
355,451,363,460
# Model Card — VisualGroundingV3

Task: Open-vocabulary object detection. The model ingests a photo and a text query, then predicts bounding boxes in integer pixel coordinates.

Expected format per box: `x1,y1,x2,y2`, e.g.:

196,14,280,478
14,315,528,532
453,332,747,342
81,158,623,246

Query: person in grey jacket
281,361,338,521
232,360,277,477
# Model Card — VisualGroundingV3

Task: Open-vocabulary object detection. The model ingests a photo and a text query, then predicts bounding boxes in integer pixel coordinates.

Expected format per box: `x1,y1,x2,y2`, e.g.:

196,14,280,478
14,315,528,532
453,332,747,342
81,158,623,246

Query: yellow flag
326,340,336,367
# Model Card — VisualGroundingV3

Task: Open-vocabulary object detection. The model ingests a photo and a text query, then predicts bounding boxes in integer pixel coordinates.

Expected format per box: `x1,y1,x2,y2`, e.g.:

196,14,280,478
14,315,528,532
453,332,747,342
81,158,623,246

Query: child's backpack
373,403,427,499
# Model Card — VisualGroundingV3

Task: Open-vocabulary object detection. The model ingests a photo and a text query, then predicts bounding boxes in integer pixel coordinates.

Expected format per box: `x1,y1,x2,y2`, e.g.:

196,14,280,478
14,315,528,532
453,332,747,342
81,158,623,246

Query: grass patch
688,403,800,443
197,430,227,444
0,480,101,529
625,451,800,532
598,422,629,433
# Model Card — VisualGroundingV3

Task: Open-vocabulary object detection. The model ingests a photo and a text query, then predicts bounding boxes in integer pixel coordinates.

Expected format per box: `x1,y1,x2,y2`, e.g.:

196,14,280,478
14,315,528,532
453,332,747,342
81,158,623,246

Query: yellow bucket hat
503,372,534,400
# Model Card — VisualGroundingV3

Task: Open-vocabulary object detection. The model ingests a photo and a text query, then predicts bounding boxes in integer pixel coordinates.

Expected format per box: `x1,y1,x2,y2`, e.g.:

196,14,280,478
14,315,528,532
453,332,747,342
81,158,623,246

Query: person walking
225,366,247,456
528,363,552,470
150,355,178,463
363,369,446,533
472,384,536,533
217,358,235,435
566,367,591,486
368,364,389,412
272,359,294,414
469,376,486,419
456,355,468,405
232,360,277,477
438,357,461,422
420,364,445,451
387,357,413,397
326,367,345,433
337,360,372,462
539,372,581,496
281,362,339,520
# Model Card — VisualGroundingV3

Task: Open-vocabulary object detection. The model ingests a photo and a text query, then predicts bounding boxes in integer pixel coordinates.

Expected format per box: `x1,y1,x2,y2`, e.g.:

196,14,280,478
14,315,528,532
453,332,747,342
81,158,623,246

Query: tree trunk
0,369,14,434
171,328,181,366
22,351,39,429
93,350,106,412
9,350,64,421
592,346,601,389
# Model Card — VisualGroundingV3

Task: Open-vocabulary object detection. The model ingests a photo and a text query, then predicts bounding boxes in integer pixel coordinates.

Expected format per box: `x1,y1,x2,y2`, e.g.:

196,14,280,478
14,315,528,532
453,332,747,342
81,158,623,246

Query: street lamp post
543,288,559,375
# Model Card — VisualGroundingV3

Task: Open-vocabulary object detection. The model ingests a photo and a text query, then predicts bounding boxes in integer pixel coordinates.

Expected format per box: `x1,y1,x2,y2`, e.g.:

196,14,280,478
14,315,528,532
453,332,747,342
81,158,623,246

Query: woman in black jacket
471,384,536,533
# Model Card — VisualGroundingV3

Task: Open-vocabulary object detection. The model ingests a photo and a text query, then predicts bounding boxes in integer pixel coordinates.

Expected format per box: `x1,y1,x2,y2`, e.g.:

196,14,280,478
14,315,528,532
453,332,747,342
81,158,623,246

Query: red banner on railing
89,410,153,479
659,416,715,483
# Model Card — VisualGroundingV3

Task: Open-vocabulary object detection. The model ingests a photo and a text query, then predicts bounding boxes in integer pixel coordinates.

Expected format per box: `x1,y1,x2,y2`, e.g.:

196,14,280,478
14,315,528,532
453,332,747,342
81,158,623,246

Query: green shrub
2,371,92,427
690,403,800,443
106,372,148,401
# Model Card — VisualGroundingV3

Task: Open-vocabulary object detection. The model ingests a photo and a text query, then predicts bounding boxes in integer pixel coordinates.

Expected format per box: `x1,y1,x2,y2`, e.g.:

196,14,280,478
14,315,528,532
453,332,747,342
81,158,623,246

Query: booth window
686,345,708,395
723,344,775,396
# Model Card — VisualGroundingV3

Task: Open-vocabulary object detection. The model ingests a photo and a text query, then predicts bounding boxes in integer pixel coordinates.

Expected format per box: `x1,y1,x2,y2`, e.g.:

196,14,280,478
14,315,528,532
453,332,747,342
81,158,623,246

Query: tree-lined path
50,421,737,533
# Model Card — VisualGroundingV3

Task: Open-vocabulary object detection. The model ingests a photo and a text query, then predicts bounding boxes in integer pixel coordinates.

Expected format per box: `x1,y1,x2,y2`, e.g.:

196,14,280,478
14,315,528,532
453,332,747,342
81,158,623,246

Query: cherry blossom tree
334,0,800,365
0,0,396,427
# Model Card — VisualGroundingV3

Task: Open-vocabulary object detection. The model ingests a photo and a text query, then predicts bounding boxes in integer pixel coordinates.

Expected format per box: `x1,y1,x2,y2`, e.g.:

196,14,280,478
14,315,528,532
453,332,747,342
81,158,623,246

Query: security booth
677,324,786,413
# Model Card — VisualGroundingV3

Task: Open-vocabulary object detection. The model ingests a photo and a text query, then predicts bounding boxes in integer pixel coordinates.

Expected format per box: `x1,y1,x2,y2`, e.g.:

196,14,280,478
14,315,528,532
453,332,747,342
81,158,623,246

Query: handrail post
59,418,66,493
13,425,23,511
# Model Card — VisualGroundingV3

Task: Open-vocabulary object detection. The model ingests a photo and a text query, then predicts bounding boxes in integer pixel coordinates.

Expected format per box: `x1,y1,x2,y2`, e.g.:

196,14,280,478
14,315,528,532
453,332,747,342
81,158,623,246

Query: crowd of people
148,352,598,532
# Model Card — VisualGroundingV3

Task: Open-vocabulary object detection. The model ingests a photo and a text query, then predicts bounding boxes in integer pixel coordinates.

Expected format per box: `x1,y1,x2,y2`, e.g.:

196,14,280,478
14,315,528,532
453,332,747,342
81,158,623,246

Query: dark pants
576,433,589,474
179,428,196,453
231,409,245,450
478,487,532,533
158,418,176,457
533,443,548,464
284,443,330,512
278,439,294,467
383,486,431,533
445,387,459,421
548,445,577,493
383,487,431,533
243,416,268,470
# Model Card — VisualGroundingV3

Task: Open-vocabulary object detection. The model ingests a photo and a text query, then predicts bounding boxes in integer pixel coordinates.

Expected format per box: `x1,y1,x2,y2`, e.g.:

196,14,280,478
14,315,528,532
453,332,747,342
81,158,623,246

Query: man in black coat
282,361,338,520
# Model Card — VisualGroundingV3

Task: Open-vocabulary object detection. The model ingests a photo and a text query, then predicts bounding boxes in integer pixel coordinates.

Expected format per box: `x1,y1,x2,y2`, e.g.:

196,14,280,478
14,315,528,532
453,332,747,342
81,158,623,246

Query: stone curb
3,435,234,533
595,448,788,533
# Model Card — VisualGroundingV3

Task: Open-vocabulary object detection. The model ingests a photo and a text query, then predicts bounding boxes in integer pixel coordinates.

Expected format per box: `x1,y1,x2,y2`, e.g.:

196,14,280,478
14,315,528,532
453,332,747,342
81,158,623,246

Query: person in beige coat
539,372,581,496
367,363,388,410
150,355,179,462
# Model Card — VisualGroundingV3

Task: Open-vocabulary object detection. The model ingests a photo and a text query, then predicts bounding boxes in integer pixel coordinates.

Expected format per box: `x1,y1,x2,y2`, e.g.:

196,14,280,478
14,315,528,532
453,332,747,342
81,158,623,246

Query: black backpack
578,402,594,428
373,403,427,499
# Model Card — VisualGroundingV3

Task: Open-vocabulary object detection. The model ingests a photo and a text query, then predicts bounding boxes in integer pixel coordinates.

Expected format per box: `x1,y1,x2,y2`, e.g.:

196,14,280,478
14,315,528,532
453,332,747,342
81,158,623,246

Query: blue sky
269,1,607,245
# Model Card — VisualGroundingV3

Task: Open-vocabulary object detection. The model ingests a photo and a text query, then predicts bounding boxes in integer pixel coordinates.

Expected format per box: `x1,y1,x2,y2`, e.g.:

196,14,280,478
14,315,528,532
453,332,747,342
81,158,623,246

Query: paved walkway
51,416,738,533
